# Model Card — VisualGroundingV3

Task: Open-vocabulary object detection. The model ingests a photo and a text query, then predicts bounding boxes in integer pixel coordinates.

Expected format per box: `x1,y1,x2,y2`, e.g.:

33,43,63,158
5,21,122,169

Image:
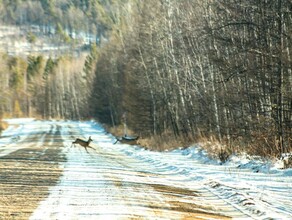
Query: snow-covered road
0,119,291,219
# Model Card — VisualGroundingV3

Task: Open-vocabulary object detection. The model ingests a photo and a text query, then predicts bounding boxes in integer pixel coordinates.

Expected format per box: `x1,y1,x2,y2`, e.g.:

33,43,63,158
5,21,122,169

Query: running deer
72,136,95,153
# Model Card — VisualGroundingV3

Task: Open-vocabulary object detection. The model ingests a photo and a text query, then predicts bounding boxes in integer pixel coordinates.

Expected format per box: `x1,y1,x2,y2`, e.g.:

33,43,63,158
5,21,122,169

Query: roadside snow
119,144,292,219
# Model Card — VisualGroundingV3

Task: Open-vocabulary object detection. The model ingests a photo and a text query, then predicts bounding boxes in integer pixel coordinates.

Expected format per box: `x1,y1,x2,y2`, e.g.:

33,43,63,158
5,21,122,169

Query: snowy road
0,119,291,219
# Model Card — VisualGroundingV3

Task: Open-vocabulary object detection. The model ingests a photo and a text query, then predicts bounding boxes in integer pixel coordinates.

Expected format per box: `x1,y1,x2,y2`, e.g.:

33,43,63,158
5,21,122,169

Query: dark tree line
90,0,291,156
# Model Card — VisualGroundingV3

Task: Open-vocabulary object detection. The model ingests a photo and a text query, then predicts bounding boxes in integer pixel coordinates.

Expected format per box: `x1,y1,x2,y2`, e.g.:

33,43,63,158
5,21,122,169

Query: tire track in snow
117,144,292,219
31,122,231,220
0,121,66,219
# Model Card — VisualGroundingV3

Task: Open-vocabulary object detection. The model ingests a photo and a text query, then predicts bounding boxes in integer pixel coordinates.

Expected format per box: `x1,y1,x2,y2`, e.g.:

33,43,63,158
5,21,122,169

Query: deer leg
87,145,95,151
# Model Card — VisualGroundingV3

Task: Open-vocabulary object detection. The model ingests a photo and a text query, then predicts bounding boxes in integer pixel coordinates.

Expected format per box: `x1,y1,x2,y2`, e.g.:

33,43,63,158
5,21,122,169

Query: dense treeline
0,50,96,119
90,0,291,156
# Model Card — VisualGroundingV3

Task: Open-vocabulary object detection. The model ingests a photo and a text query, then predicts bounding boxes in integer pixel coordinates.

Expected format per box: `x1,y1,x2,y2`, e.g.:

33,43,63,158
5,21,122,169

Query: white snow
1,119,291,219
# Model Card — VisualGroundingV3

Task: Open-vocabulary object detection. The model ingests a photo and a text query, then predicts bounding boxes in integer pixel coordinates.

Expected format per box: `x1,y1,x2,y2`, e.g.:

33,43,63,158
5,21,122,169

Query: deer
72,136,95,153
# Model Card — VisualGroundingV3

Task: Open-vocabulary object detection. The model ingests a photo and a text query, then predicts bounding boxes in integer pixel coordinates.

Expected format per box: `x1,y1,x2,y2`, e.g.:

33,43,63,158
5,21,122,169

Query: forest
0,0,291,159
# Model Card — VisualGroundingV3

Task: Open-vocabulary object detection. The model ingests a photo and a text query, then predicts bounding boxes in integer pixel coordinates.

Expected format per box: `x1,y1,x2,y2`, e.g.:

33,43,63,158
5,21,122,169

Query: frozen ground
0,119,291,219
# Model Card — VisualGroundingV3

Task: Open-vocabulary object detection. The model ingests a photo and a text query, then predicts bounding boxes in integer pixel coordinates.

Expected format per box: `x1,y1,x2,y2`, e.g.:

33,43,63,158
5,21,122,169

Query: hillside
0,25,91,57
